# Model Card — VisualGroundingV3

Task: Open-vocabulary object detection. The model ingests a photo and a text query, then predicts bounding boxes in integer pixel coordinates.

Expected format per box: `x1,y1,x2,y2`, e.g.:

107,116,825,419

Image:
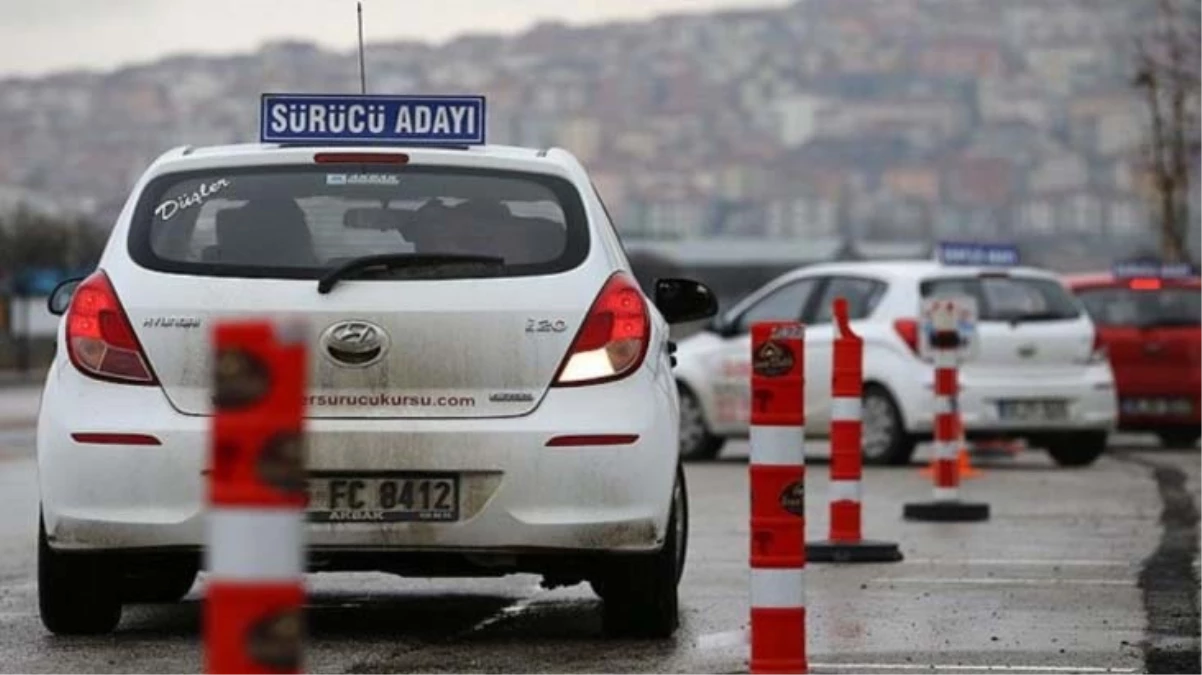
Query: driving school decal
778,480,805,516
155,178,230,221
261,94,486,144
753,340,795,377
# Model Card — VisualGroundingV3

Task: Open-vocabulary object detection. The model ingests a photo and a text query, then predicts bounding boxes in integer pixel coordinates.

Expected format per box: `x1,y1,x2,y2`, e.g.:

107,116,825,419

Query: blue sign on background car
260,94,487,144
1112,259,1198,279
936,241,1021,267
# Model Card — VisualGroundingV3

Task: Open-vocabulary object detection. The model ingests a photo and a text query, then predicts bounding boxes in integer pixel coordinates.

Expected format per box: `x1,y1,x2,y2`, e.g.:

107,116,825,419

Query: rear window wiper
317,253,505,294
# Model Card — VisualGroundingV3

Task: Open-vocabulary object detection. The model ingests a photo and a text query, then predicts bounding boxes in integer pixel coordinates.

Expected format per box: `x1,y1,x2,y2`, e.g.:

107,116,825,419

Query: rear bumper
1114,386,1200,430
1118,420,1200,434
900,364,1117,434
38,362,678,556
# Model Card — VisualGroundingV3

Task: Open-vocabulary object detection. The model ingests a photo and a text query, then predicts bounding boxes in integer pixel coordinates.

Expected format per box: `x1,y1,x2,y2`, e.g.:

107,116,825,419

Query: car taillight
65,271,158,385
1084,329,1108,365
553,272,649,386
893,318,920,355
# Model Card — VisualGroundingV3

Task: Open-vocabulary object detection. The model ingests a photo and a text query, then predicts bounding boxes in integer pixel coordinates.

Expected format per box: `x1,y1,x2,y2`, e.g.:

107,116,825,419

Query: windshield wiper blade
317,253,505,294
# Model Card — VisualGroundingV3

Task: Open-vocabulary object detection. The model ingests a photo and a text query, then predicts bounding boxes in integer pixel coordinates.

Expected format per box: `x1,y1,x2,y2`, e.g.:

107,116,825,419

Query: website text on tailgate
305,394,477,408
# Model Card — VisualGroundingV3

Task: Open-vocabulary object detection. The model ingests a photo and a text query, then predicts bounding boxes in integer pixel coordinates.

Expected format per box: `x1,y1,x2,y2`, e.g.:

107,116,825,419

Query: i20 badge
322,320,390,368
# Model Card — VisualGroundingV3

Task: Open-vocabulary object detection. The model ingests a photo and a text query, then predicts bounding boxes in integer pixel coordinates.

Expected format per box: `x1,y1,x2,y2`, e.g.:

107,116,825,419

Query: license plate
307,474,459,523
1121,397,1192,416
997,400,1068,422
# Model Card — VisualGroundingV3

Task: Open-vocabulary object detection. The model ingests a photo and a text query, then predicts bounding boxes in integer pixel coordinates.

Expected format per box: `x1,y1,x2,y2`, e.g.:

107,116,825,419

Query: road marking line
874,577,1134,587
901,558,1132,567
811,664,1138,673
697,634,1141,674
695,628,747,649
696,637,1140,674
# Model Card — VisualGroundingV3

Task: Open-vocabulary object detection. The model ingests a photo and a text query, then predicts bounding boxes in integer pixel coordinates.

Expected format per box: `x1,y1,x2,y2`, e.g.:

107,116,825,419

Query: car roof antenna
357,2,368,94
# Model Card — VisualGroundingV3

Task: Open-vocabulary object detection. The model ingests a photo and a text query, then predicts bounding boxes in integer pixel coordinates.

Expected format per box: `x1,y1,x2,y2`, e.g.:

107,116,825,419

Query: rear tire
122,561,198,603
1045,432,1107,467
862,385,917,466
677,384,725,461
38,514,122,635
595,463,687,639
1157,429,1200,449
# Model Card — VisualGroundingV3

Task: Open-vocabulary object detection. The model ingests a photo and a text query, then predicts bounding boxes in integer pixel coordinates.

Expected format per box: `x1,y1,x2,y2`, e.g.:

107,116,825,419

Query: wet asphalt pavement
0,421,1197,673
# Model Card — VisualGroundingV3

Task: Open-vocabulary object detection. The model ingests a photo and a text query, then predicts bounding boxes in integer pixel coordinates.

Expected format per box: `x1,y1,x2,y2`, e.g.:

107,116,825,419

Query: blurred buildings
0,0,1196,271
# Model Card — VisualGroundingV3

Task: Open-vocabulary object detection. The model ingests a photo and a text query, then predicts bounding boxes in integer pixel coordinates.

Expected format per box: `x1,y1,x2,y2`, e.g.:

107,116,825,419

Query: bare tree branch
1133,0,1199,263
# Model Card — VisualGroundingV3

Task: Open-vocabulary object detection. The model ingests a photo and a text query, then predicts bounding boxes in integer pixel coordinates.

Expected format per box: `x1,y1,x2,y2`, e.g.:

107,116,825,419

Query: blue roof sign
260,94,486,145
1112,260,1197,279
937,241,1020,267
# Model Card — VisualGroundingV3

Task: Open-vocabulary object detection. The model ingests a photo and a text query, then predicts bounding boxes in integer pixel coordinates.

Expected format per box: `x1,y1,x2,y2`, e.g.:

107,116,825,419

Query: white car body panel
675,261,1118,442
38,143,679,556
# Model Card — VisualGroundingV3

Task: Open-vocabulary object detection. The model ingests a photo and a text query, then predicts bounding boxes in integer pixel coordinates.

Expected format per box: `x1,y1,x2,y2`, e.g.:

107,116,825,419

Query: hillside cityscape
0,0,1198,272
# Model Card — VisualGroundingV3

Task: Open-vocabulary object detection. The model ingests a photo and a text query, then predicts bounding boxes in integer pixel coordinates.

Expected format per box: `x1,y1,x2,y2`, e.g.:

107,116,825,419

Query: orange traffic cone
920,434,982,479
956,444,982,478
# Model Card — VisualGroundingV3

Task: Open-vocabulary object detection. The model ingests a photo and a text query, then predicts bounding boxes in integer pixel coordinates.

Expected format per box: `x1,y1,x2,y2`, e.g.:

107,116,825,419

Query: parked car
1066,266,1200,448
674,259,1117,466
35,93,718,638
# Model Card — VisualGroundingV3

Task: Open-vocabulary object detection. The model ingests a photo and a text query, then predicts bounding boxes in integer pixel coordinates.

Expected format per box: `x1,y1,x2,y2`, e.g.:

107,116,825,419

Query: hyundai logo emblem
321,320,389,367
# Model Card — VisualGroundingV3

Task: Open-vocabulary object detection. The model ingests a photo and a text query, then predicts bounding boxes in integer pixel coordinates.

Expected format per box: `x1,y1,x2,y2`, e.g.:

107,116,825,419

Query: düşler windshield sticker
155,178,231,221
326,173,401,186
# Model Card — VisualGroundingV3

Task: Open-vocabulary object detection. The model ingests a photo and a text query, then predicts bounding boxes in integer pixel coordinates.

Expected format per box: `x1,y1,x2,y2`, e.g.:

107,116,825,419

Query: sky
0,0,787,78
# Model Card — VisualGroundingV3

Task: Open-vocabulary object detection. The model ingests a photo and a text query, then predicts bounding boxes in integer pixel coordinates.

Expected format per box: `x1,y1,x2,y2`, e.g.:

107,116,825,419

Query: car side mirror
47,278,83,316
654,278,718,325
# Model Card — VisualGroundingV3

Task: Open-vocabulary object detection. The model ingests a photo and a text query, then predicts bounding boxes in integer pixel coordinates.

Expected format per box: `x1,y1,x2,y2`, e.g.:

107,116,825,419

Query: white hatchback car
37,108,717,637
674,260,1117,465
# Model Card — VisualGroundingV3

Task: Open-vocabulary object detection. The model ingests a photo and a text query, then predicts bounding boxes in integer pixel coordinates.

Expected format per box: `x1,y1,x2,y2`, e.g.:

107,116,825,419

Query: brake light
65,271,158,385
553,273,649,386
1084,329,1108,365
1129,278,1161,291
893,318,921,355
313,152,409,164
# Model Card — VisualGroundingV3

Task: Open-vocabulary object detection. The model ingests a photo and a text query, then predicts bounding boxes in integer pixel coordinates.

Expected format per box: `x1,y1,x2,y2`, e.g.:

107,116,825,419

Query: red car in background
1066,264,1201,448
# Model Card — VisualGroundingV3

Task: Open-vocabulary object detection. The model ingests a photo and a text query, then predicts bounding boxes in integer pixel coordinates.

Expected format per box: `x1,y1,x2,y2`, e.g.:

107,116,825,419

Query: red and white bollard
903,316,990,522
919,418,983,479
808,298,902,562
205,321,308,674
749,321,807,674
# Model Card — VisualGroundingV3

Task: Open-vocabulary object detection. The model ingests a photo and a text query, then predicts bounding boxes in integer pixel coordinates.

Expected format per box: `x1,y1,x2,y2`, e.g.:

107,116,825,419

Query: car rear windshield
920,275,1082,322
1075,286,1201,327
128,165,589,279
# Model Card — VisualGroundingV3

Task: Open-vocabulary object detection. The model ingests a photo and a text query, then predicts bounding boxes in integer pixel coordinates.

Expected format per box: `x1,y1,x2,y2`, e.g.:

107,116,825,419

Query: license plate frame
997,399,1069,422
306,472,460,523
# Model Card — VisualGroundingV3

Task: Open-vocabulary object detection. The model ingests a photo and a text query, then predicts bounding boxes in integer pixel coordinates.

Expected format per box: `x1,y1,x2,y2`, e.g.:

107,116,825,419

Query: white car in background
674,260,1117,465
36,94,718,638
